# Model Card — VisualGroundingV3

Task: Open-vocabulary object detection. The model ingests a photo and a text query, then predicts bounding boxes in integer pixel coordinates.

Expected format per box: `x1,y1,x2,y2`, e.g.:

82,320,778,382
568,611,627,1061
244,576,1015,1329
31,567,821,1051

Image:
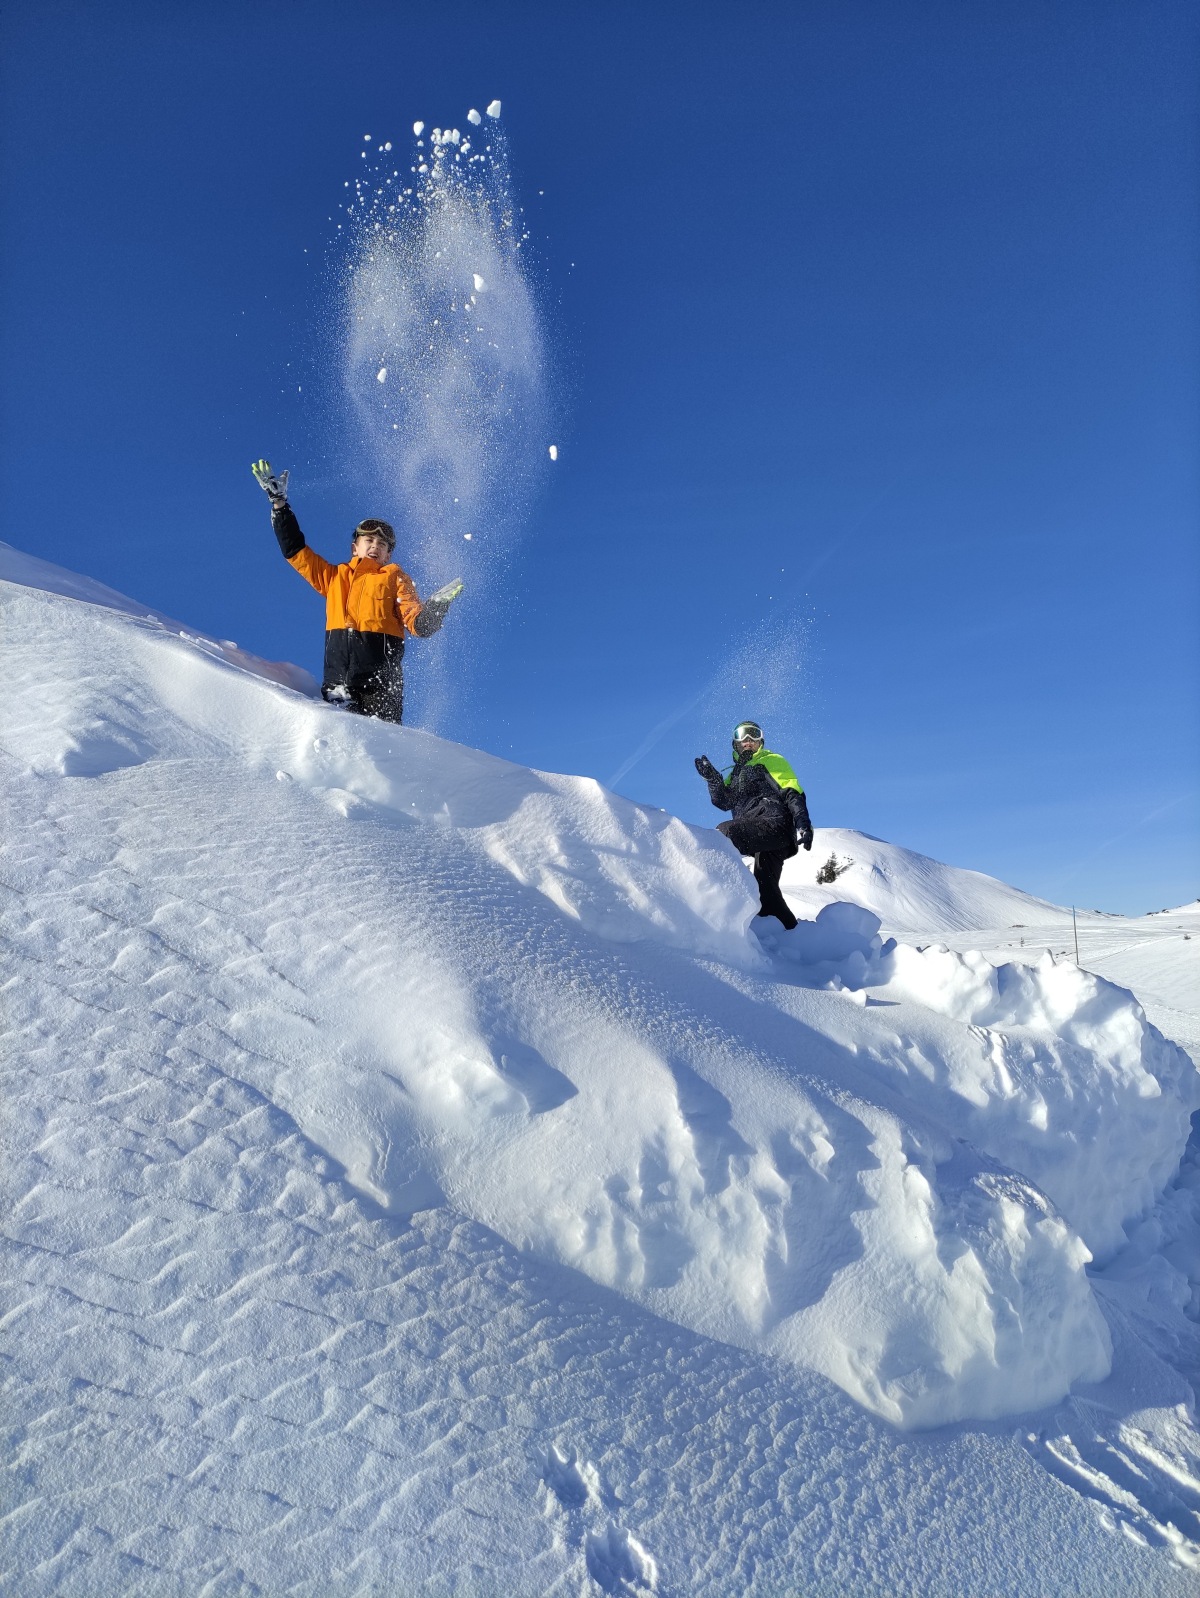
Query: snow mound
764,902,1196,1261
3,546,1197,1431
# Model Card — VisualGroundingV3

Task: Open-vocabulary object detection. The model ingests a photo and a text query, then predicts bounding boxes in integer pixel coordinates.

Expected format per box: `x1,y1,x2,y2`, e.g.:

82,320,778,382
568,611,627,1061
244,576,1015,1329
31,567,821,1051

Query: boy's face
352,531,392,562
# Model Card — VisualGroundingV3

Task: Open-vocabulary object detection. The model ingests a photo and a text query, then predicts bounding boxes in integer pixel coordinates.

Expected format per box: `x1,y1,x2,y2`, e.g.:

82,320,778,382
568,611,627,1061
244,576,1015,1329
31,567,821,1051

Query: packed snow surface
3,543,1198,1593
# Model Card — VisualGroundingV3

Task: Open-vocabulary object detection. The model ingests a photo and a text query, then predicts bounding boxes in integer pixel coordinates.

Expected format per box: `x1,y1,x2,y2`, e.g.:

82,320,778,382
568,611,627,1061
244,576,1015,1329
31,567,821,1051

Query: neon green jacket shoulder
749,748,803,793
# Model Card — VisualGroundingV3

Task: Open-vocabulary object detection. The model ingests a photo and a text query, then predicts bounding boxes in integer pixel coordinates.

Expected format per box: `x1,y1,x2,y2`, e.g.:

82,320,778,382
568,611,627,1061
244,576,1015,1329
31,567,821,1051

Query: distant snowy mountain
3,541,1198,1594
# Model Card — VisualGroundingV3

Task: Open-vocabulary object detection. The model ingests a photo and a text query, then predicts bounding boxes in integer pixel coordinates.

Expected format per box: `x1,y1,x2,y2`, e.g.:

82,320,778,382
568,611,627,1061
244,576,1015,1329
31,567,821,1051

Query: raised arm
252,460,337,595
694,756,733,810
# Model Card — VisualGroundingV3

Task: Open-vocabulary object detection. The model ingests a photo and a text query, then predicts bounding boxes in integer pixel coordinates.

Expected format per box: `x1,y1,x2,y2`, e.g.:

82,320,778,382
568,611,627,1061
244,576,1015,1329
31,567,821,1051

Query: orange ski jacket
286,544,426,638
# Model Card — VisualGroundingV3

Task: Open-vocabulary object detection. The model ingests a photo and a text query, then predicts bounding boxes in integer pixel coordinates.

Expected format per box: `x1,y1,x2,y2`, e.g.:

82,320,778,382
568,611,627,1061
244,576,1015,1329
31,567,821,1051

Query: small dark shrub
816,854,847,885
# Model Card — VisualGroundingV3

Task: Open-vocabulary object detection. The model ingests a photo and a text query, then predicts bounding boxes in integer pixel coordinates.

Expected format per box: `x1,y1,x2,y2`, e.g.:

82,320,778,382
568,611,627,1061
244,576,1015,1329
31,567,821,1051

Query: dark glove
799,827,813,852
695,755,718,780
251,458,290,507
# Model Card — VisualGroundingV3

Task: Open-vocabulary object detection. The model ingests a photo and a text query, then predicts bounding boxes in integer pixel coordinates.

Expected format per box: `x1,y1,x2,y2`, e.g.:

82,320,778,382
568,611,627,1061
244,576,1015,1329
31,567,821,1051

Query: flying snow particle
464,532,473,540
486,100,501,118
363,133,372,141
473,273,487,292
376,367,387,383
548,444,558,460
413,121,424,135
467,108,482,125
384,141,392,151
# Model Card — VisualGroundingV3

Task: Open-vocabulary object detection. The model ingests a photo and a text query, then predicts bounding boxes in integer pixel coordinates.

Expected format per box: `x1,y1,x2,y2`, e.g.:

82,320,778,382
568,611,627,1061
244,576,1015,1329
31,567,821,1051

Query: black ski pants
322,660,404,724
717,820,798,930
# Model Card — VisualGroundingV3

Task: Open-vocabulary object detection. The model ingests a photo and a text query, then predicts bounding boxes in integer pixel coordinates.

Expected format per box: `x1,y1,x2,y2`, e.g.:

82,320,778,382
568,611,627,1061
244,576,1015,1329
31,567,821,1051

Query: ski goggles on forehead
733,724,763,743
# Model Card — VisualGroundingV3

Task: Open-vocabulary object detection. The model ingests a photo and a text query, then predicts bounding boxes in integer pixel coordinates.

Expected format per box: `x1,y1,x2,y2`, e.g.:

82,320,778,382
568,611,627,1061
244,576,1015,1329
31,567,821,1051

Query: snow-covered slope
784,831,1200,1062
3,543,1198,1593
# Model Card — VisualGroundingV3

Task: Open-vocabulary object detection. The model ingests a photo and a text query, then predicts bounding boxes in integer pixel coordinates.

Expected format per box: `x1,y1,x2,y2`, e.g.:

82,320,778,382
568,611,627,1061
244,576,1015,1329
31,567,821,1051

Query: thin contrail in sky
606,686,711,789
606,354,1015,794
1048,792,1197,895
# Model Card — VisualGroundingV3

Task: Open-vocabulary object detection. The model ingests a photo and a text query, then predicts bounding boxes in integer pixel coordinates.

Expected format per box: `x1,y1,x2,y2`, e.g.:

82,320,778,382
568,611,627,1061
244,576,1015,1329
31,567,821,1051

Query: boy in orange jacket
253,460,462,724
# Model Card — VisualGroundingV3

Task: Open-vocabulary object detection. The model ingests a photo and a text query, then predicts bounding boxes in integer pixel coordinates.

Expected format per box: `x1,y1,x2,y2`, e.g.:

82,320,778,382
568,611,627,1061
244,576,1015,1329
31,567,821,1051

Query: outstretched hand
251,459,290,505
428,578,464,606
695,755,718,780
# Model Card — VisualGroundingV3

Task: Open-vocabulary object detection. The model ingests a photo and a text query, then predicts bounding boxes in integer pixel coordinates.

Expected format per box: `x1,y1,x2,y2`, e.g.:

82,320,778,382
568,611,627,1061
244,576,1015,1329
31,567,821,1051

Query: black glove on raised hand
694,755,718,780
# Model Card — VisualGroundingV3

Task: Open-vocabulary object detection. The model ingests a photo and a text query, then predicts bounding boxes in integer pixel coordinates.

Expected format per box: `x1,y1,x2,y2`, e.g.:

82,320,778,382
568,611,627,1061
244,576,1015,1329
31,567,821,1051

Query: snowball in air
472,273,486,292
413,121,425,135
467,108,482,125
548,444,558,461
376,367,387,383
463,533,473,541
486,100,501,118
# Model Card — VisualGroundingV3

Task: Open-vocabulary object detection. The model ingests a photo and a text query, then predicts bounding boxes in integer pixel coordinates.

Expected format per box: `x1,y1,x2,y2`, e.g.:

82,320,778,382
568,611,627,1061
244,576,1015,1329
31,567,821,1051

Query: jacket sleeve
391,571,427,635
411,598,448,636
784,787,812,833
705,769,734,810
272,504,337,596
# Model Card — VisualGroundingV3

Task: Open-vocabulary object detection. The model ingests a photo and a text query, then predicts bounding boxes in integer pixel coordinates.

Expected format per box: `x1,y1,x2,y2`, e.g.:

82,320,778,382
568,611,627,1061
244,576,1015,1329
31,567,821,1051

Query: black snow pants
323,658,404,724
717,819,798,930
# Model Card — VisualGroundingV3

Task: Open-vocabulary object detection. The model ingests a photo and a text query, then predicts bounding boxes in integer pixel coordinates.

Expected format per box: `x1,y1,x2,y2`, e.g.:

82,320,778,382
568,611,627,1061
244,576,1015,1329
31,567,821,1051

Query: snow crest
3,549,1197,1433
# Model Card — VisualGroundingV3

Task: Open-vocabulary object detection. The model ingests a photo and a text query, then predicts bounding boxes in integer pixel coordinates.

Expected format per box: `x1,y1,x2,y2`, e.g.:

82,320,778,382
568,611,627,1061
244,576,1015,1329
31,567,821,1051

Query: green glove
251,458,289,505
428,578,464,606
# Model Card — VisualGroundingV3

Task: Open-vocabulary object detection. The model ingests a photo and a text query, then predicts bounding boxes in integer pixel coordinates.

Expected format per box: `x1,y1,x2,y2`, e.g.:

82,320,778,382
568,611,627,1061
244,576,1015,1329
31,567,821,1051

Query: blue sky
2,0,1196,914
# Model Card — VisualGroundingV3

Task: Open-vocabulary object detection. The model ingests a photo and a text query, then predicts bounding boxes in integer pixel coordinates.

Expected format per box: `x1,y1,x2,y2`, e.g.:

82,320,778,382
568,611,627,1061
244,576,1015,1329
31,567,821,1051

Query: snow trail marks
1022,1365,1200,1569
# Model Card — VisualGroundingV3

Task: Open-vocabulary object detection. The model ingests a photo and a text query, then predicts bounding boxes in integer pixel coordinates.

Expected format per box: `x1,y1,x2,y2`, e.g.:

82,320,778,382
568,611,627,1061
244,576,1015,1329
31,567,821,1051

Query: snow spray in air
340,104,547,729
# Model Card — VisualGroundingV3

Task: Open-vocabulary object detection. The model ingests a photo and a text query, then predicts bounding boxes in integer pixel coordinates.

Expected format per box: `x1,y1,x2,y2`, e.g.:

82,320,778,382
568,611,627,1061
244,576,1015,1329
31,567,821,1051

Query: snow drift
2,542,1196,1433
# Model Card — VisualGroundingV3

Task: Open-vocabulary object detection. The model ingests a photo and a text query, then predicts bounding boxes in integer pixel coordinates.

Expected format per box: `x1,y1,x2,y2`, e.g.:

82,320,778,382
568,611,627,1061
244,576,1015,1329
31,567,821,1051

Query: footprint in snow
540,1442,657,1592
542,1441,595,1509
585,1521,659,1594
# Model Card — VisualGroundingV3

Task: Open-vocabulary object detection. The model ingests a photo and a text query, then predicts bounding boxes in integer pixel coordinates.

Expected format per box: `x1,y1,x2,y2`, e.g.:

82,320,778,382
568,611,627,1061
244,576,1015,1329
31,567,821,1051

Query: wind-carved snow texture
2,544,1199,1591
341,110,545,730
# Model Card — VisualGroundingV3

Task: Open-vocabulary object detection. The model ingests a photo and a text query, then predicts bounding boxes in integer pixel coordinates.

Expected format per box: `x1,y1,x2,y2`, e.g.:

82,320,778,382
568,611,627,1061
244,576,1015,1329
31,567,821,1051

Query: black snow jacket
701,749,812,856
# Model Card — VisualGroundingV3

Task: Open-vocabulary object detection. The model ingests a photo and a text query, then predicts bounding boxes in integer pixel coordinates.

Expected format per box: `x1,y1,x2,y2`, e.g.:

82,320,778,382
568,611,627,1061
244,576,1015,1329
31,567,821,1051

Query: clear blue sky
2,0,1197,914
